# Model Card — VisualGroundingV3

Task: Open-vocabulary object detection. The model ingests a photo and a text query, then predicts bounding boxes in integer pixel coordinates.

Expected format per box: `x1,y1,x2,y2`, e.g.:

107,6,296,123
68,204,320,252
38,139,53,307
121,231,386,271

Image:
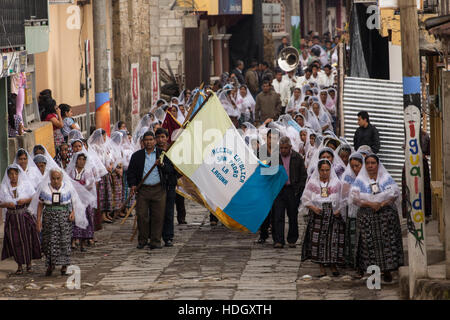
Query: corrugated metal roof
343,77,405,184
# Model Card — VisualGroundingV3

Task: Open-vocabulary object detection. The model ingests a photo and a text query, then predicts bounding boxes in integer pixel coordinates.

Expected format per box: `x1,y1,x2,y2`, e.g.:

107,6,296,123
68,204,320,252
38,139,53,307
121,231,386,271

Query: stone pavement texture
0,201,402,300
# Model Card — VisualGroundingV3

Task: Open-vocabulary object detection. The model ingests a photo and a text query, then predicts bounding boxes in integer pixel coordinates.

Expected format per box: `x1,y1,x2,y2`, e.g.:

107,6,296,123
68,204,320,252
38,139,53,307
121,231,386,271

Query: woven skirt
1,206,42,265
72,206,94,239
301,203,345,265
42,205,72,267
355,205,404,273
98,174,113,213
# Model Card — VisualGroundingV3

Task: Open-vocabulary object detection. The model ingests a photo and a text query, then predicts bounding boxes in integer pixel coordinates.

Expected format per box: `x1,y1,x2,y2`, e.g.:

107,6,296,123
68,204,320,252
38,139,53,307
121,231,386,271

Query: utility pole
399,0,427,299
92,0,111,136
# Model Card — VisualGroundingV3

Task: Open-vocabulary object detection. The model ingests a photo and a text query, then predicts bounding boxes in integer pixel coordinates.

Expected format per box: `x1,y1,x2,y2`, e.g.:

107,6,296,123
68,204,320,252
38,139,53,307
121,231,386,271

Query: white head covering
65,151,98,209
133,126,149,151
132,115,154,145
299,106,321,133
67,129,84,144
286,89,303,114
87,128,115,170
350,153,401,212
29,167,89,229
107,131,126,168
31,145,60,172
118,129,134,169
219,88,241,119
310,97,332,132
307,144,347,179
13,149,42,190
278,114,301,152
341,152,365,220
301,158,343,213
176,104,186,124
0,164,36,207
319,89,336,115
77,140,108,180
357,145,373,157
235,86,255,122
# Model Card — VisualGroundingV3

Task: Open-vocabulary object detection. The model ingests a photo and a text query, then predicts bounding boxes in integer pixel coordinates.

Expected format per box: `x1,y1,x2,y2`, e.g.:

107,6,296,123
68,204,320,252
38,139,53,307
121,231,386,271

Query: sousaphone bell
277,46,300,72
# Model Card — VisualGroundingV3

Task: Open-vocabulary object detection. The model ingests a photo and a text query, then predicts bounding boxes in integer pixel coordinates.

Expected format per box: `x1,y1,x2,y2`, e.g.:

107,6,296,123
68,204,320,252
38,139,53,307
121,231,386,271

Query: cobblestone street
0,201,402,300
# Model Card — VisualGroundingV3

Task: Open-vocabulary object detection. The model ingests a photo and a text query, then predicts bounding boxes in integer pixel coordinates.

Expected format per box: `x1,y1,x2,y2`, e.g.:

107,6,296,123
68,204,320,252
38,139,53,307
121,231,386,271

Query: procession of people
1,32,406,283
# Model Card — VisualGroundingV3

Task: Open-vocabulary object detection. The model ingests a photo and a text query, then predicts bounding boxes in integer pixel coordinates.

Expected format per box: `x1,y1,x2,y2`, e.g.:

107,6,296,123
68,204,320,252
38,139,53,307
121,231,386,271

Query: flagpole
120,91,213,223
184,83,204,122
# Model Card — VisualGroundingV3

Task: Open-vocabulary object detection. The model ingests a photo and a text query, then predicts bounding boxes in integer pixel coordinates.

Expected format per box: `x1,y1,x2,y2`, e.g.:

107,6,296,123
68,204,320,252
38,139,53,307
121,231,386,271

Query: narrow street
0,200,401,300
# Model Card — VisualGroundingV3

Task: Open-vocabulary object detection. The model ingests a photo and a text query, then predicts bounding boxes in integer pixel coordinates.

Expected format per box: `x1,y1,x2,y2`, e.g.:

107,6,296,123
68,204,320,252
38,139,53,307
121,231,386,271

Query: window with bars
0,0,48,49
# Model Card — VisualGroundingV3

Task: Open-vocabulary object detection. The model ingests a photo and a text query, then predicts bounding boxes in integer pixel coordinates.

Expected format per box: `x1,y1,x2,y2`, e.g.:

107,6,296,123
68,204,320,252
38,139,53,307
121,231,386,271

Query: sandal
26,265,32,273
15,268,23,275
61,266,68,276
45,265,55,277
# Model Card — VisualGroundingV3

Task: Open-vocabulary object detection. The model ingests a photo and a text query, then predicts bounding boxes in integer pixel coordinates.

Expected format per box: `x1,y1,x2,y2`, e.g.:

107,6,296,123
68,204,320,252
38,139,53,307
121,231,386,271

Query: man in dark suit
353,111,380,154
230,60,245,86
272,136,307,248
127,131,167,250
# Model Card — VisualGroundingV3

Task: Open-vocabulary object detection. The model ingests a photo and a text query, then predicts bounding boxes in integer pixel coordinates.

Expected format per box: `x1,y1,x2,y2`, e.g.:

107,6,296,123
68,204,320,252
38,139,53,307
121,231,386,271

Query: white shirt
282,74,299,92
321,73,335,87
271,79,291,107
295,75,313,88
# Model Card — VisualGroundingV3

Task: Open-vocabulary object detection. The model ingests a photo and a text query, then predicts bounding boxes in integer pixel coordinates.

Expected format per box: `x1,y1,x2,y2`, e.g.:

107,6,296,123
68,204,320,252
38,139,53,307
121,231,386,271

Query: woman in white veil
319,89,336,118
350,154,404,282
29,167,89,276
301,158,345,277
32,144,60,172
0,164,41,274
278,114,301,152
87,128,115,223
235,85,255,123
307,144,347,178
132,114,154,145
219,88,241,127
341,152,364,267
66,151,97,250
286,87,303,115
299,106,322,134
13,149,42,190
107,131,126,218
311,98,332,133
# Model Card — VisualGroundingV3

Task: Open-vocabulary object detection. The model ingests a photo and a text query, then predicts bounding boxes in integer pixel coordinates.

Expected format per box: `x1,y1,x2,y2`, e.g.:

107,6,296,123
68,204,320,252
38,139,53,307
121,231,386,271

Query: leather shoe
165,240,174,247
136,242,147,249
149,244,163,250
273,243,284,249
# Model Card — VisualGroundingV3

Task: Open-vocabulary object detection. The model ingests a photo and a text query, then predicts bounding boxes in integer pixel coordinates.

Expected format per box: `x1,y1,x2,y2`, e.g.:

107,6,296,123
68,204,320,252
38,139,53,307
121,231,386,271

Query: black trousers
162,186,177,242
271,185,300,245
176,194,187,223
259,210,272,240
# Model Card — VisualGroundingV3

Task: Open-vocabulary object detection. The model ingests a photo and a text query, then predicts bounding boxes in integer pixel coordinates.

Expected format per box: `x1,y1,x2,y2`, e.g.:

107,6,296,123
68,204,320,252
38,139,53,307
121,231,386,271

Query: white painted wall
389,42,403,82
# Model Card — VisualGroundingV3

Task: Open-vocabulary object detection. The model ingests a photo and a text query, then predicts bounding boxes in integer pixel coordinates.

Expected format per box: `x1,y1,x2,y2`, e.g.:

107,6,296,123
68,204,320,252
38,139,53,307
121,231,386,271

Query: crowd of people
1,33,408,283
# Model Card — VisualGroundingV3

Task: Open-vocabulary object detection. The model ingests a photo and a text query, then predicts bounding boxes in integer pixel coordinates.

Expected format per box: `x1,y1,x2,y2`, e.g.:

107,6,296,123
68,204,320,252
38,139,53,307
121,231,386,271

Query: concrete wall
153,0,185,77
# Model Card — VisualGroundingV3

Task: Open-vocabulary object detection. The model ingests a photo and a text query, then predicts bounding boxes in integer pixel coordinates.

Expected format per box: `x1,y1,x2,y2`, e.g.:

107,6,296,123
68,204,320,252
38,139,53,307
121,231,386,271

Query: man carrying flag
165,93,288,233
